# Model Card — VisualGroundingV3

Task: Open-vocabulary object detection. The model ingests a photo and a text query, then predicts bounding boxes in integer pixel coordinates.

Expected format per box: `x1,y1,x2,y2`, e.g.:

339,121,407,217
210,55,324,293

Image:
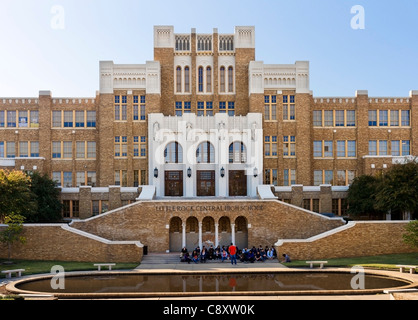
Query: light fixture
154,167,158,178
187,167,192,178
253,167,258,178
220,167,225,178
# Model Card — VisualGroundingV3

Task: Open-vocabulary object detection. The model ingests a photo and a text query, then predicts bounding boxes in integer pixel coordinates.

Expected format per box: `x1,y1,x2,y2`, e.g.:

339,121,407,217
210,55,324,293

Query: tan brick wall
0,225,142,263
276,221,418,261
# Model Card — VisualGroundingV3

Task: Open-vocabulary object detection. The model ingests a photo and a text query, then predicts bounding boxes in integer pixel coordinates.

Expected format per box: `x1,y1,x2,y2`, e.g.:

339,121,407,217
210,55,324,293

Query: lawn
0,260,139,278
281,252,418,270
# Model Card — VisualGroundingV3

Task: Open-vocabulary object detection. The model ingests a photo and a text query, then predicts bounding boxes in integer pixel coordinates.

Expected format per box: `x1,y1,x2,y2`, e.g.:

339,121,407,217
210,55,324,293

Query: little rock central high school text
0,26,417,220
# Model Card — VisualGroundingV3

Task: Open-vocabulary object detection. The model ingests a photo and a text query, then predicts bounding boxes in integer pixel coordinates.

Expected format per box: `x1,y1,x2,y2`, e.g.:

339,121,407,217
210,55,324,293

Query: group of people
180,244,282,264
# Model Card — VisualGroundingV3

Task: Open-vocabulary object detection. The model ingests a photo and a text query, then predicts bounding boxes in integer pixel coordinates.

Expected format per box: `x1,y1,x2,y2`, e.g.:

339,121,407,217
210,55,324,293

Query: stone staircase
140,253,181,264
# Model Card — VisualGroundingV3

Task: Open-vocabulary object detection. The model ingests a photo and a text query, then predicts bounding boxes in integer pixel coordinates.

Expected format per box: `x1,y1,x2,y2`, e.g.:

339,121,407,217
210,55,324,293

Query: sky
0,0,417,97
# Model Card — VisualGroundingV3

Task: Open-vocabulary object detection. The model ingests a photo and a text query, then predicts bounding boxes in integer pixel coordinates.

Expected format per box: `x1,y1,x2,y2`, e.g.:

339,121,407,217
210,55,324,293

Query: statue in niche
153,122,160,141
251,122,257,141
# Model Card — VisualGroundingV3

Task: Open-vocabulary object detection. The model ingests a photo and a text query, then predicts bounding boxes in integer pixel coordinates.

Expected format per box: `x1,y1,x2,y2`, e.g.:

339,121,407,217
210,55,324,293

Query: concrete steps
140,253,180,264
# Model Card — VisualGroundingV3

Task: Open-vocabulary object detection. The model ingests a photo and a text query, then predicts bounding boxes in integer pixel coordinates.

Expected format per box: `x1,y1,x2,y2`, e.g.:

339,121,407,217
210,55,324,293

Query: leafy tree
403,220,418,248
26,172,62,222
374,161,418,220
0,169,36,223
0,214,26,262
347,174,383,218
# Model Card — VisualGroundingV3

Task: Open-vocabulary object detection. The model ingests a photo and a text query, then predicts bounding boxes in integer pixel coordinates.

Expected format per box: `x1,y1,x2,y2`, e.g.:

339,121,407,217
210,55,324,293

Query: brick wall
0,224,143,263
275,221,418,261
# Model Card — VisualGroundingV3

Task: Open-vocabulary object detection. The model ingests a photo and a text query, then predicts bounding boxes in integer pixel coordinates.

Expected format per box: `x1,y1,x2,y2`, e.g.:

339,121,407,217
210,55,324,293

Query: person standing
228,242,237,265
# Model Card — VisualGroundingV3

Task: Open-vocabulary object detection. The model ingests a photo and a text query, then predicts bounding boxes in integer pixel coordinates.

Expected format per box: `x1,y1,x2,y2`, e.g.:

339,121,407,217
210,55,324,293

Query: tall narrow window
176,66,182,93
228,66,234,92
198,67,204,93
184,66,190,93
229,142,246,163
206,67,212,92
220,66,225,92
164,142,183,163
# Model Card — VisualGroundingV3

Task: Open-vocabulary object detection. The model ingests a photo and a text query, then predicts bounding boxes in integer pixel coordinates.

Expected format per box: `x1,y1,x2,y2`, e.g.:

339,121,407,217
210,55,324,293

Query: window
283,95,295,120
379,140,388,155
313,140,333,158
264,136,278,157
391,140,400,156
219,101,235,116
228,66,234,92
52,141,61,158
390,110,399,126
63,172,72,187
86,111,96,127
18,111,28,127
313,111,322,126
52,111,62,127
114,136,127,157
164,142,183,163
63,141,72,159
336,170,356,186
324,110,333,127
7,111,16,127
114,95,127,121
30,141,39,157
283,136,296,157
76,172,85,186
76,141,85,158
335,110,345,127
220,66,225,92
184,66,190,93
283,169,296,186
87,142,96,159
379,110,388,126
368,141,377,156
264,169,278,186
52,172,61,186
114,170,127,187
0,142,3,157
229,142,246,163
75,111,84,127
206,67,212,92
176,66,182,93
19,142,28,157
63,111,73,127
346,110,356,126
368,110,377,126
264,95,277,121
198,67,204,92
62,200,79,218
133,136,146,158
175,101,191,116
401,110,410,126
0,111,4,127
314,170,333,185
402,140,410,156
197,102,213,116
196,141,215,163
337,140,356,158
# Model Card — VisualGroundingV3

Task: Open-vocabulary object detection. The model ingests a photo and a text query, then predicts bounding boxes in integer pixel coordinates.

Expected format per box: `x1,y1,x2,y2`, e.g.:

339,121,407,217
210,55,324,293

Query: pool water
16,272,410,294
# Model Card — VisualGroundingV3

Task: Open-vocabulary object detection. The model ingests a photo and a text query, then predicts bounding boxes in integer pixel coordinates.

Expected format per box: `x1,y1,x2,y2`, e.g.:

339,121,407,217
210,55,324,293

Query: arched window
229,141,246,163
184,66,190,93
198,66,204,93
196,141,215,163
228,66,234,92
220,66,225,92
164,142,183,163
206,66,212,92
176,66,182,93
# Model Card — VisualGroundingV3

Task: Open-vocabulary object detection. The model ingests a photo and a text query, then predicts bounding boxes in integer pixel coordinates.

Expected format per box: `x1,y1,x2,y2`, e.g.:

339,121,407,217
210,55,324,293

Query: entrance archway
218,216,231,247
169,217,182,252
186,216,199,251
235,216,248,249
202,216,215,249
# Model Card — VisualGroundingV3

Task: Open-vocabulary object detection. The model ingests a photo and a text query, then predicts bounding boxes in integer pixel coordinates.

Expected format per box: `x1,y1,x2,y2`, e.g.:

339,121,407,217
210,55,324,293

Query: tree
0,214,26,262
0,169,36,223
26,172,62,222
374,161,418,220
347,174,383,218
403,220,418,248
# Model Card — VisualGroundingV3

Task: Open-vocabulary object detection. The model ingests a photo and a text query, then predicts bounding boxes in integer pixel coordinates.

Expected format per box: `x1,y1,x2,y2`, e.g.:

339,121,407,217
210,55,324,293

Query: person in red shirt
228,243,237,265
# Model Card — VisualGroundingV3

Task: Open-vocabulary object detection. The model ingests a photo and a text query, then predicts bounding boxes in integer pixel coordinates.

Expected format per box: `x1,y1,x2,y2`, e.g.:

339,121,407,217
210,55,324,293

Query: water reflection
17,272,409,294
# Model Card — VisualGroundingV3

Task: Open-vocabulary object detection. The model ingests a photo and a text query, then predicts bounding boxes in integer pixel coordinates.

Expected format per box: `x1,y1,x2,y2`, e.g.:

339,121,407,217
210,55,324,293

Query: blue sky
0,0,417,97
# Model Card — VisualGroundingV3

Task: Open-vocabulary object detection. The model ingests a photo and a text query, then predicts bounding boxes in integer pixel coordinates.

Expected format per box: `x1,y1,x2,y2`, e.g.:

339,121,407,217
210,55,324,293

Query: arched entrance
169,217,182,252
218,216,231,247
186,216,199,251
235,216,248,249
202,216,215,249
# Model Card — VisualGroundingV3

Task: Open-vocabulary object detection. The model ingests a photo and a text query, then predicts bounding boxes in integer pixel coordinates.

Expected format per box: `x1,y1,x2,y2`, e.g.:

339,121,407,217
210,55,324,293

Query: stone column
214,223,219,247
182,222,186,248
231,223,235,245
198,221,203,250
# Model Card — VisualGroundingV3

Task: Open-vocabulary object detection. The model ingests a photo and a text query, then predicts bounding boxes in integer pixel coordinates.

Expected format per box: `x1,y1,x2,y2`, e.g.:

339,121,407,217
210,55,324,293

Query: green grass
282,253,418,270
0,260,139,278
